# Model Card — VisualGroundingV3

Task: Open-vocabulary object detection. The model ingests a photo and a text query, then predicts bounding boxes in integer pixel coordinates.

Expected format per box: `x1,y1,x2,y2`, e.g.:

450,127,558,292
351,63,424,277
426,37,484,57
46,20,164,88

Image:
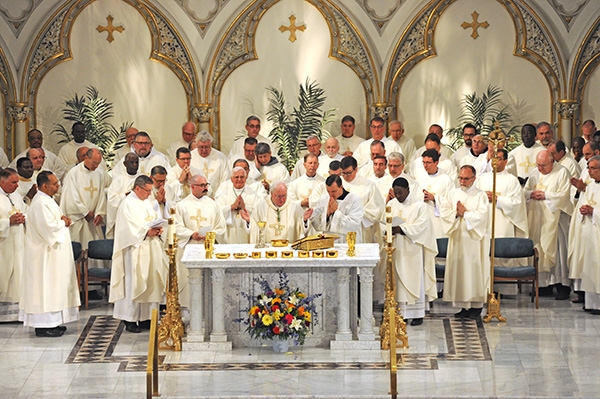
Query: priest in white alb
166,147,202,202
20,171,80,337
388,177,437,326
509,124,544,185
58,122,101,171
0,168,27,322
60,148,107,249
288,153,324,210
440,165,489,319
111,132,170,178
110,175,169,333
106,153,139,238
190,131,228,197
255,143,290,191
174,175,226,309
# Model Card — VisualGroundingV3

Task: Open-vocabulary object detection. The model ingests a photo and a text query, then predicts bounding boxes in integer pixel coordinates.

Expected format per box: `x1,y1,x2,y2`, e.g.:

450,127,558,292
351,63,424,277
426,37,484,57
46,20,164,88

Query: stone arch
0,46,16,157
205,0,379,147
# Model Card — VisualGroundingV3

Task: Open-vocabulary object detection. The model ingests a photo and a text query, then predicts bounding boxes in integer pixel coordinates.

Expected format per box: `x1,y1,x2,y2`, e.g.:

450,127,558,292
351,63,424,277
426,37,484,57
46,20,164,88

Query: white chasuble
524,164,573,273
288,174,324,209
110,192,168,308
190,149,228,197
440,185,490,306
214,183,260,244
20,192,80,326
389,194,437,305
106,173,138,238
166,163,203,202
250,197,307,243
342,175,384,243
417,172,455,238
334,134,365,156
60,162,107,248
112,148,170,178
509,143,544,180
311,190,364,241
260,162,290,184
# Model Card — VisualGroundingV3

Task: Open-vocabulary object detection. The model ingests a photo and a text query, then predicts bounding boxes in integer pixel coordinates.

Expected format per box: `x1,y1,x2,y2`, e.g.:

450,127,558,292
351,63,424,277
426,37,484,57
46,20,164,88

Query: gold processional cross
279,15,306,43
461,11,489,39
190,209,207,230
84,181,98,198
520,157,536,174
97,15,124,43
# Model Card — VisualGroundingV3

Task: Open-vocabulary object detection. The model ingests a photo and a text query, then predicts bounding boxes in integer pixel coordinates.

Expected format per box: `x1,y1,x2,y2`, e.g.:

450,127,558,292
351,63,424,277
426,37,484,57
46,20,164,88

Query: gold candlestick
380,242,408,350
205,231,216,259
158,208,185,351
346,231,356,257
255,221,267,248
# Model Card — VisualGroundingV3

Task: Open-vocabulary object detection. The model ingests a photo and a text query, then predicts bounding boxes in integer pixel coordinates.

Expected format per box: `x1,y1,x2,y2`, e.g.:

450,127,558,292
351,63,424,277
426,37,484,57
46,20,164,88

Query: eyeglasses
140,187,152,194
192,183,210,187
135,141,151,146
458,176,475,181
247,124,260,129
341,169,355,176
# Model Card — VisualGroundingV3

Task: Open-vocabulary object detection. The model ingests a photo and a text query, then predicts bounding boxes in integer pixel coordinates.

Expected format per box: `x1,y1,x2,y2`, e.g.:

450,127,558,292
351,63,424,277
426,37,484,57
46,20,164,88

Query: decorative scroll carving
356,0,404,34
570,18,600,127
390,13,428,82
370,103,395,120
330,9,374,84
549,0,587,32
193,105,213,123
153,16,195,86
26,8,69,85
8,103,30,123
175,0,231,38
555,100,579,119
0,0,43,37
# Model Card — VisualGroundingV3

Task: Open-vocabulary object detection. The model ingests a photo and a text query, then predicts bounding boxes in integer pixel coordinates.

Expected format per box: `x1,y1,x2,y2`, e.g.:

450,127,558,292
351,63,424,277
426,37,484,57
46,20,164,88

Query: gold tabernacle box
291,233,339,251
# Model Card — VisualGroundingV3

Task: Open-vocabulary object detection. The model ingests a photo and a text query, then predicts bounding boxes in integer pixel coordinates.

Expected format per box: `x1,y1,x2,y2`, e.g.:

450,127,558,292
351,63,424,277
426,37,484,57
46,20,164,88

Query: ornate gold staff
380,206,408,399
158,208,186,350
483,123,507,323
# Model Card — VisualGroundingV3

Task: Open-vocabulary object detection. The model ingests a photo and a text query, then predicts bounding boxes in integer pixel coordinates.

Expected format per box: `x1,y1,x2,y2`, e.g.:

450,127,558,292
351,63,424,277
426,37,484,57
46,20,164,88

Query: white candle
386,206,392,244
167,220,174,246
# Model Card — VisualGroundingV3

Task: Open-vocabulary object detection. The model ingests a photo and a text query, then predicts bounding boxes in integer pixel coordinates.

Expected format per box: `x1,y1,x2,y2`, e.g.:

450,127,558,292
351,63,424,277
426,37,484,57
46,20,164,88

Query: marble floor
1,293,599,399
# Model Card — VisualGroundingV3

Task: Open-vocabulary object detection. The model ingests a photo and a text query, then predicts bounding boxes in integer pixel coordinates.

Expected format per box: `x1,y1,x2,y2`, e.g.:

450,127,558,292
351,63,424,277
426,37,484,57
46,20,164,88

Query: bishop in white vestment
190,132,228,197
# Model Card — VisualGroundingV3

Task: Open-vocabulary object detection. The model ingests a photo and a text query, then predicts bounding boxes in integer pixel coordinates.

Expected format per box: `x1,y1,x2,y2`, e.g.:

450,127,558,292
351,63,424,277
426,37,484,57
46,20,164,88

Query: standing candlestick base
380,244,408,350
483,292,506,323
158,240,185,351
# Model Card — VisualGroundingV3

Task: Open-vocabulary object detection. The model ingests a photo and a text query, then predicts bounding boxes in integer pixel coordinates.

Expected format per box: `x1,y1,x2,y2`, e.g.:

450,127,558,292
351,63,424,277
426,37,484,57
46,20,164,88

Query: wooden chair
72,241,84,297
493,237,539,309
83,239,114,309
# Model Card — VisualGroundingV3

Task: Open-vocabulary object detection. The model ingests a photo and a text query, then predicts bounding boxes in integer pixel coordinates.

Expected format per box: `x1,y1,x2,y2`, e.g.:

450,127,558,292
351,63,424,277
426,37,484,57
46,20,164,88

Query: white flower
289,294,300,305
290,318,303,330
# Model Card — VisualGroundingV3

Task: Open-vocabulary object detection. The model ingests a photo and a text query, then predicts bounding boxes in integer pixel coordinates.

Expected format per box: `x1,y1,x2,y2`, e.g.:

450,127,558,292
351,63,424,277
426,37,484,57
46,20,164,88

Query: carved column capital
555,100,579,119
192,104,213,123
9,103,31,123
369,103,395,120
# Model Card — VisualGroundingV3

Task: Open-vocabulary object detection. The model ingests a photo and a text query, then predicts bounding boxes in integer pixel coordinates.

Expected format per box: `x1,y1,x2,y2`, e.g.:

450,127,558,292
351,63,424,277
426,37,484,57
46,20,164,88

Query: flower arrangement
236,269,322,345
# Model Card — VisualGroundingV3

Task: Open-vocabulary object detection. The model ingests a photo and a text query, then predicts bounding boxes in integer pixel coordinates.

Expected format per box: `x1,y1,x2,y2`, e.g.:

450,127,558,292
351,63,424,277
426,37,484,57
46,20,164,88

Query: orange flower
271,297,282,305
250,306,260,315
275,288,284,296
297,306,305,316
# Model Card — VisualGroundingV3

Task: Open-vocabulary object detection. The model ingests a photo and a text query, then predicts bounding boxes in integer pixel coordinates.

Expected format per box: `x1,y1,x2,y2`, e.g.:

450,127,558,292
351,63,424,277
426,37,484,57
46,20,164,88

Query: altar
181,243,380,350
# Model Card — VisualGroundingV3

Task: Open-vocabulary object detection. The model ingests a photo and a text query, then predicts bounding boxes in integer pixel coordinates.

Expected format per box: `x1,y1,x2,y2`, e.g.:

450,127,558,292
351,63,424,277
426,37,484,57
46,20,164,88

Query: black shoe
124,321,141,333
410,318,423,326
437,290,444,299
138,320,151,330
35,327,64,337
584,306,591,312
454,308,470,318
88,290,103,300
468,308,483,319
536,286,555,297
590,309,600,316
572,291,585,304
555,285,571,300
57,325,67,332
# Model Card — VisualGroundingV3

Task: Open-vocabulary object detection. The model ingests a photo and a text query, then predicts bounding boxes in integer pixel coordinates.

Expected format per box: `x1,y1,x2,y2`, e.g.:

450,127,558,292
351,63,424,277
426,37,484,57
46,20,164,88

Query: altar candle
168,208,176,246
385,206,392,244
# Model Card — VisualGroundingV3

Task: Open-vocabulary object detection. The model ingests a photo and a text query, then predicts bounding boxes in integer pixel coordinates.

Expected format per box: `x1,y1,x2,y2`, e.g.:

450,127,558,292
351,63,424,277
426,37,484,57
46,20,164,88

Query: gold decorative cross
535,179,547,191
8,207,18,216
84,181,98,197
279,15,306,43
461,11,489,39
588,193,597,206
270,221,285,236
145,210,155,222
519,157,536,174
97,15,124,43
202,162,214,177
191,209,207,230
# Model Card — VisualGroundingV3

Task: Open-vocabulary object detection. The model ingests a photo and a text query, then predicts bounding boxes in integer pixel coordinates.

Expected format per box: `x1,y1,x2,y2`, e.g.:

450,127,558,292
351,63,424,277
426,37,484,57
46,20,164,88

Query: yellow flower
271,297,282,305
297,292,306,299
249,306,259,315
262,314,273,326
304,312,311,322
273,309,283,321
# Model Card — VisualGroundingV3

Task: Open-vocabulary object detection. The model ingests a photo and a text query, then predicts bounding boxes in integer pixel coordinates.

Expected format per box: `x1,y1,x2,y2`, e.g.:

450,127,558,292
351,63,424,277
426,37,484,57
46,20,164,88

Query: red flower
272,305,280,312
273,326,281,335
283,314,294,325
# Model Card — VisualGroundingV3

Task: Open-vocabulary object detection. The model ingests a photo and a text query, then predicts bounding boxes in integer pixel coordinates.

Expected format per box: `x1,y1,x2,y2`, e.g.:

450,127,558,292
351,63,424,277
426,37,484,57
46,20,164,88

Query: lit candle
386,206,392,244
168,208,176,246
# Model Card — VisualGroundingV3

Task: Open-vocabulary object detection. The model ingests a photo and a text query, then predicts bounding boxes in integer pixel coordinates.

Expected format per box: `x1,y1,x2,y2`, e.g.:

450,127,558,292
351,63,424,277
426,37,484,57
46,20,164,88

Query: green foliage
445,85,521,151
266,79,336,171
52,86,132,166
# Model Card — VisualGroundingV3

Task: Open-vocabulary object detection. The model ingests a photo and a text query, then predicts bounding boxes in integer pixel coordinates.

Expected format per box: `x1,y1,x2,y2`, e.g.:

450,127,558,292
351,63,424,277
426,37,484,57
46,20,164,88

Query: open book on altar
291,233,339,251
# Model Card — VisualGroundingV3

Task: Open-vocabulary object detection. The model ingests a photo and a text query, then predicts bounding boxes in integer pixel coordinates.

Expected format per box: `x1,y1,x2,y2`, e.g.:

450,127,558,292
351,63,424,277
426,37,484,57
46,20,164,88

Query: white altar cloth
182,243,380,350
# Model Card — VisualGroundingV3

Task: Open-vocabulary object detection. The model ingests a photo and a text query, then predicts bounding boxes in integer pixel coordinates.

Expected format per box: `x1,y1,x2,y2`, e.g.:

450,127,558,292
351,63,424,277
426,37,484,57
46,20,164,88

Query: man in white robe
106,153,139,237
389,120,416,162
113,127,138,163
410,134,457,181
408,124,454,168
19,171,80,336
524,150,573,300
353,117,402,167
358,140,386,178
15,157,37,204
255,142,290,191
458,135,488,176
245,181,311,243
385,152,423,203
190,131,228,197
509,124,544,185
0,169,26,321
228,116,278,162
288,153,324,209
440,165,489,319
60,148,107,249
335,115,365,157
58,122,101,171
0,146,8,168
549,139,580,205
310,175,363,240
167,121,197,165
317,137,343,179
368,155,395,201
450,124,476,166
388,177,437,325
110,175,169,333
112,132,170,178
230,158,267,199
308,160,343,208
174,175,226,309
570,142,600,196
166,147,202,203
214,167,260,244
291,135,323,180
9,129,67,180
568,155,600,312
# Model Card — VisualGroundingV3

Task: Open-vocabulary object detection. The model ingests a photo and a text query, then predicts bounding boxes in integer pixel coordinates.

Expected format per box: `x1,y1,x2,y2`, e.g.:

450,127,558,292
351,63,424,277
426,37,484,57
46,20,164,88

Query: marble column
187,269,205,341
555,100,579,145
8,103,30,156
210,267,228,342
358,267,375,340
335,267,352,341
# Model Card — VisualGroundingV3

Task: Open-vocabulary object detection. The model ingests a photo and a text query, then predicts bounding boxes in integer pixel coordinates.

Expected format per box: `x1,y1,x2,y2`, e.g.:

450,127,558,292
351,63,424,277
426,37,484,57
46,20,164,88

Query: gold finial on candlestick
483,122,507,323
158,208,185,351
205,231,216,258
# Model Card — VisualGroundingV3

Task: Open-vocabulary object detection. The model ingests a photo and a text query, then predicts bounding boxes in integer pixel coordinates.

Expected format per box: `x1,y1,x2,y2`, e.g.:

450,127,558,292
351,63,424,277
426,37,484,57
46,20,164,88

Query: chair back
436,237,448,258
72,241,82,261
87,239,115,260
493,238,535,259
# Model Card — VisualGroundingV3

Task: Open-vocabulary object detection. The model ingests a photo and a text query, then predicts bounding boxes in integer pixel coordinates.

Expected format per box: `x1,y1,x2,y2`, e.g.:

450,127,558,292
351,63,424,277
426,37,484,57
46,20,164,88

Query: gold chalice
256,221,267,248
